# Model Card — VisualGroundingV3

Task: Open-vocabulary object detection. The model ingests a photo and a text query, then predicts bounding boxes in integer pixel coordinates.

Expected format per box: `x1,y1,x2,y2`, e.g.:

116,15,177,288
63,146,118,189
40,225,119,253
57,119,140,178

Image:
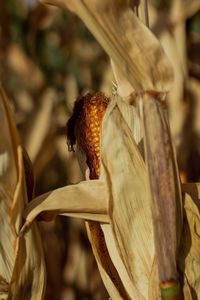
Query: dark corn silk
66,92,109,179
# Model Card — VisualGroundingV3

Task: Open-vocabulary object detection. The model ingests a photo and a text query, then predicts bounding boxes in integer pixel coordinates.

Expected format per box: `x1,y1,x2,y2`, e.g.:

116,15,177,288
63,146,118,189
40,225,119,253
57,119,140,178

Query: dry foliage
0,0,200,300
0,87,46,300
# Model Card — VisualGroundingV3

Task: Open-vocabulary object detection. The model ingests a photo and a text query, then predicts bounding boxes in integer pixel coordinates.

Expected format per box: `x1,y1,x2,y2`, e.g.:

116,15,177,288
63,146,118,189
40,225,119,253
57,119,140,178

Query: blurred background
0,0,200,299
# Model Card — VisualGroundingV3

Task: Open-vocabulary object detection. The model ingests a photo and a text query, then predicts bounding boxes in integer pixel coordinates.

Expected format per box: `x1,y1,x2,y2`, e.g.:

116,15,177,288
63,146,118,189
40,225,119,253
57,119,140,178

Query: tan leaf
22,180,109,229
178,190,200,299
0,87,46,300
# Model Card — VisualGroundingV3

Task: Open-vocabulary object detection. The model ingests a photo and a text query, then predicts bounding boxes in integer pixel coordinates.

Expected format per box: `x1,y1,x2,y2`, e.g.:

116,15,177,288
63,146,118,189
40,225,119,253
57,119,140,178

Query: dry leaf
23,180,109,226
40,0,174,93
0,86,46,300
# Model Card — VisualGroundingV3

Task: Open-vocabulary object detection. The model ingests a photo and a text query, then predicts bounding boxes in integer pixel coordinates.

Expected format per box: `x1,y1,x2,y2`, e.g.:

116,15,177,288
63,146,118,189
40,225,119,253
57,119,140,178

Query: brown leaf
0,86,46,300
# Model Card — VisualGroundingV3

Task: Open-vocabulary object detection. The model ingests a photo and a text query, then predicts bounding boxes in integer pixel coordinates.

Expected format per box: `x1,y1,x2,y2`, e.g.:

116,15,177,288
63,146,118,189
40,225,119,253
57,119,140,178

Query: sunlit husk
0,87,46,300
23,180,109,226
101,96,154,299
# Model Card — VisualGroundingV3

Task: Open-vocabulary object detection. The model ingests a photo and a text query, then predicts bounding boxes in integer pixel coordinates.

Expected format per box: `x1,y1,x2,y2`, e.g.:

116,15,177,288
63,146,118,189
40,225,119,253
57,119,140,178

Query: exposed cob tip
66,92,109,179
160,280,183,300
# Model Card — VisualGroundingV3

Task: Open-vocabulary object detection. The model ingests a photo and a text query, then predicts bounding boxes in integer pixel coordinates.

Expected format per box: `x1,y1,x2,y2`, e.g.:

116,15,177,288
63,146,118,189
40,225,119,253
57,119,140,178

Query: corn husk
0,87,46,300
23,95,152,299
22,180,109,225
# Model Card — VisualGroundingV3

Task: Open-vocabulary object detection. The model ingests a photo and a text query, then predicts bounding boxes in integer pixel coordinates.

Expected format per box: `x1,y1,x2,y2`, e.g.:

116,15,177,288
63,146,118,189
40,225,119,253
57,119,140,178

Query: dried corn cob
67,92,109,179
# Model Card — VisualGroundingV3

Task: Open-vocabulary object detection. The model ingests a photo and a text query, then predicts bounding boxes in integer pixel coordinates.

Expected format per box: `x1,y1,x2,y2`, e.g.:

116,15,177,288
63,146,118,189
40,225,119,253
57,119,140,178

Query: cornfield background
0,0,200,299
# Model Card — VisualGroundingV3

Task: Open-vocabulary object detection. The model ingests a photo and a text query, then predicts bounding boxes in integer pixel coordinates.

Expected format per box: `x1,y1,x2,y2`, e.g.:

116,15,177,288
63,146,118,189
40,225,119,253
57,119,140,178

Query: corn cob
67,92,109,179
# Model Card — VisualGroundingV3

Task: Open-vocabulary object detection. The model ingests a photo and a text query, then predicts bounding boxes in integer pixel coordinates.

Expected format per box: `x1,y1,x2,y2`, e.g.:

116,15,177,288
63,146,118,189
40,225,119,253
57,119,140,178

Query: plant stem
160,280,183,300
140,92,183,297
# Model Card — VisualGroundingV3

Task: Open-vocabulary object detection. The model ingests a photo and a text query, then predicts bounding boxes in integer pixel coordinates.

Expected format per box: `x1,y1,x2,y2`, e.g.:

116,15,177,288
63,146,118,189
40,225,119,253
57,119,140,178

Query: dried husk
22,180,109,226
23,95,153,299
101,96,154,299
0,87,46,300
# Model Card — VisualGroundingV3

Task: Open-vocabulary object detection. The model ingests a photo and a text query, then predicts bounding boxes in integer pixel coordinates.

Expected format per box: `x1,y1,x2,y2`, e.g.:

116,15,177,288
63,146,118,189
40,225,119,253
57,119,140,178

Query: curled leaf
22,180,109,231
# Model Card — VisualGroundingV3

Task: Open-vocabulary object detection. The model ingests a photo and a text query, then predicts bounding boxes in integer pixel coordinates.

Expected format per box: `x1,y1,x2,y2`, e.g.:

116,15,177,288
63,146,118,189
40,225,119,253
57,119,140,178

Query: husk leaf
22,180,109,230
101,96,154,299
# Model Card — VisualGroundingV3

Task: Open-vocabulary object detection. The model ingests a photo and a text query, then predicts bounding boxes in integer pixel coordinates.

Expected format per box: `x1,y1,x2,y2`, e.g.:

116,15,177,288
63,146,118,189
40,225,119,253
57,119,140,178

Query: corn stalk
141,92,183,300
